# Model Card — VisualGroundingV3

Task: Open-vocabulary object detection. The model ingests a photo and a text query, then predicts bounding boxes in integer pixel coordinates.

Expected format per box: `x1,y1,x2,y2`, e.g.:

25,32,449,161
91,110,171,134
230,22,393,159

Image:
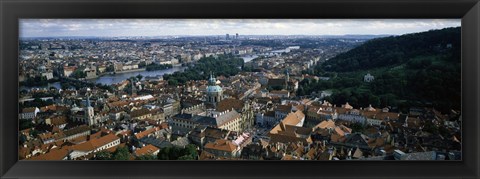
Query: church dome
207,85,223,93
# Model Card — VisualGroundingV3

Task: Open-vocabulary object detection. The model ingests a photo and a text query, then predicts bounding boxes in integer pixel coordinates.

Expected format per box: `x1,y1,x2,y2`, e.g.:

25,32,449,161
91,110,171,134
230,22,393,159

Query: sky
19,19,461,38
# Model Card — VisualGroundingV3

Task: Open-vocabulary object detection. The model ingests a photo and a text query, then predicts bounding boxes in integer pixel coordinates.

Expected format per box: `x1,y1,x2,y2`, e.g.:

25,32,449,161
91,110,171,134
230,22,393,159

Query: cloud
19,19,461,37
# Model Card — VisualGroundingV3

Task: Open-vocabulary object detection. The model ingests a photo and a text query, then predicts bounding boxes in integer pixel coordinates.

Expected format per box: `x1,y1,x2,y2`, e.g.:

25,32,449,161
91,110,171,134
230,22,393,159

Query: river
20,66,187,91
21,55,267,90
241,55,258,63
93,55,260,85
89,65,187,85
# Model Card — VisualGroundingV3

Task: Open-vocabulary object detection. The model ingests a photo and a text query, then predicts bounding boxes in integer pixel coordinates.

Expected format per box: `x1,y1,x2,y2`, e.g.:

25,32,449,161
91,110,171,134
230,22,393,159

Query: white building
20,107,40,120
69,133,120,160
364,73,375,82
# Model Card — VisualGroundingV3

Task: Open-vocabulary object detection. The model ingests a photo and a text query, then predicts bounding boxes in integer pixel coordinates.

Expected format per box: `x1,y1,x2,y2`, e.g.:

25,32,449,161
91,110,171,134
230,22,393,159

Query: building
20,107,40,120
134,144,160,157
363,106,399,126
256,111,276,126
213,109,242,132
84,67,97,79
205,73,223,107
171,113,198,130
63,66,76,77
269,90,290,98
188,126,231,147
41,71,54,80
70,95,97,126
364,73,374,82
268,110,312,145
305,101,338,127
69,133,120,160
204,139,240,158
216,98,255,131
85,96,95,125
338,109,367,124
130,108,152,120
61,125,91,142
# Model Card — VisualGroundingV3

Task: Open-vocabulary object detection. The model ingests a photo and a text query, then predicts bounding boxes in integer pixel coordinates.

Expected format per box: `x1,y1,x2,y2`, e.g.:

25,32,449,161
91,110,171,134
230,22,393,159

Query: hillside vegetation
299,27,461,113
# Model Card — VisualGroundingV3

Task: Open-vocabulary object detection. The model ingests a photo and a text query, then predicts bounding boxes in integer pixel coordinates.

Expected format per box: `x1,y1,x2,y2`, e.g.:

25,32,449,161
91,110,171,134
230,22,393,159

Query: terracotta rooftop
49,116,68,126
64,125,90,137
135,144,159,156
204,139,237,152
130,108,151,118
216,98,244,112
28,148,70,161
22,107,38,113
270,110,305,135
40,105,57,112
315,120,336,129
135,127,160,139
71,133,119,152
107,101,130,108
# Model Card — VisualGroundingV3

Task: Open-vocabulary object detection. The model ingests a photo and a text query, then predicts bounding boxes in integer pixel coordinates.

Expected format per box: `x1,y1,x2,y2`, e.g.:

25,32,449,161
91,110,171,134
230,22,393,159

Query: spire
208,71,216,85
86,94,92,107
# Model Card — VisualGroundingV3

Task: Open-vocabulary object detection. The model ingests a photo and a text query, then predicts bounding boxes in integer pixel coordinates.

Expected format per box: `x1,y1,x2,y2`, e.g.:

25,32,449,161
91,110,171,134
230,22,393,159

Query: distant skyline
20,19,461,38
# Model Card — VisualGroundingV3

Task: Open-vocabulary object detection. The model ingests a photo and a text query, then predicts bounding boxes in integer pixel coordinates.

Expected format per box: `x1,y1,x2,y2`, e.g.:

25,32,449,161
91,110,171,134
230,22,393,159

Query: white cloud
19,19,461,37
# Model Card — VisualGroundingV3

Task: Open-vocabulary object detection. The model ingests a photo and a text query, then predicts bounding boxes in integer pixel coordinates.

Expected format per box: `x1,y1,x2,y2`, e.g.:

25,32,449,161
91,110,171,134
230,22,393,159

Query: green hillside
322,27,461,72
299,27,461,113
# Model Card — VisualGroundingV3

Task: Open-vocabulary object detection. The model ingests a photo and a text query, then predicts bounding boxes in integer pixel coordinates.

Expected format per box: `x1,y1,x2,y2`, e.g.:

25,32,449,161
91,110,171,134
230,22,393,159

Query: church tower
85,94,95,125
130,79,137,97
206,72,223,107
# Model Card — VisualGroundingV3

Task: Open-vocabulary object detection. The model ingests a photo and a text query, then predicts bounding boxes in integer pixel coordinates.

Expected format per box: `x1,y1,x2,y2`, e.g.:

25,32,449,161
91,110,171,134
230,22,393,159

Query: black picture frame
1,0,479,178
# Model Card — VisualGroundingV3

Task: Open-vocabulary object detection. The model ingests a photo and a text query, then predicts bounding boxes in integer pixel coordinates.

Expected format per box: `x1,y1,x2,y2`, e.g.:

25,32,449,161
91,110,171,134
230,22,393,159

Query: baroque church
205,73,223,108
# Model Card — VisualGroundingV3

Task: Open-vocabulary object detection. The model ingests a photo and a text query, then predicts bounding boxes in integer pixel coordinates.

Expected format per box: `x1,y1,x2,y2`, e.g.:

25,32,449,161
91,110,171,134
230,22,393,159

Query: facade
216,98,255,131
256,111,277,126
204,139,241,158
69,133,120,160
71,96,96,125
338,109,367,124
215,110,242,132
130,108,152,120
20,107,40,120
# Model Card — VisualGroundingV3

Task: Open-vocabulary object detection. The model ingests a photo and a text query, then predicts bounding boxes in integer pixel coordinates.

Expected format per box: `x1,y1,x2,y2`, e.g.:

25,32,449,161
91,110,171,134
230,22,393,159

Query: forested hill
321,27,461,72
300,27,461,113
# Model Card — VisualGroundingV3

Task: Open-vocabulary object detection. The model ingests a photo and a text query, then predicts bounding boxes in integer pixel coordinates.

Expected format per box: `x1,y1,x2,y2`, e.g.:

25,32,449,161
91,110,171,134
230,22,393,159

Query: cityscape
18,19,461,160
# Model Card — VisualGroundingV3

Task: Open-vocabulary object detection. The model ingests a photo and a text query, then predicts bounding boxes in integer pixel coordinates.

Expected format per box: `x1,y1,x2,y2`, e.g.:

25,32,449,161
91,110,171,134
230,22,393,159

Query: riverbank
107,68,146,75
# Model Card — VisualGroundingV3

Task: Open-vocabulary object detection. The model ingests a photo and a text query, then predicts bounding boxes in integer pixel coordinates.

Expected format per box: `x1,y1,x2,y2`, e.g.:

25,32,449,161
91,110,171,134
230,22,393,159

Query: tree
183,144,198,159
29,129,39,137
157,145,198,160
168,79,178,86
71,69,86,79
106,65,115,72
94,151,112,160
136,74,143,81
350,123,365,133
112,146,130,160
157,147,171,160
19,119,34,130
19,134,27,145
